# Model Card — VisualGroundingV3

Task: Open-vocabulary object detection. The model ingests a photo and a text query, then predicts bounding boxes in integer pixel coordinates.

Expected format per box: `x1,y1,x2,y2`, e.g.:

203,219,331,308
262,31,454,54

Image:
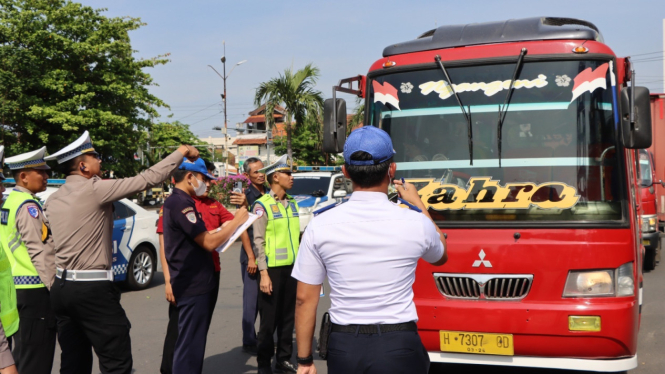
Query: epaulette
313,201,343,216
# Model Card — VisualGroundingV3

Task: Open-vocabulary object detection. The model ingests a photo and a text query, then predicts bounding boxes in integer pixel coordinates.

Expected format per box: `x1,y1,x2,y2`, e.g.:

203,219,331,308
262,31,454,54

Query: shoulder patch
27,205,40,219
255,209,264,217
185,211,197,223
182,207,194,214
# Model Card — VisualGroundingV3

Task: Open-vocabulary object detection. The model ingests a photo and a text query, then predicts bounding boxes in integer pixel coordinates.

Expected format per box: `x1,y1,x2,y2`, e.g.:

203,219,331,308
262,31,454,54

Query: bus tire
644,247,657,271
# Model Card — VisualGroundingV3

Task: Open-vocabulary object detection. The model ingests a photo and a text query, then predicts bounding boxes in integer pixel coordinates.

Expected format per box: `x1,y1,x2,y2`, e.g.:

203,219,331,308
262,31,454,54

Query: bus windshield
368,59,624,223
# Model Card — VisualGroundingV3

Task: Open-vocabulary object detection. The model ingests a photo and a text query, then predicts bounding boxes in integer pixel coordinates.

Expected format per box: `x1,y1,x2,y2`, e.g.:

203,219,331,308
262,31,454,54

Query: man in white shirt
291,126,447,374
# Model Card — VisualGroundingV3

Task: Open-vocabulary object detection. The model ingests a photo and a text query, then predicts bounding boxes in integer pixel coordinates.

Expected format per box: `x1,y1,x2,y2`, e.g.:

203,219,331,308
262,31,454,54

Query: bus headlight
564,270,614,297
640,215,657,233
563,262,634,297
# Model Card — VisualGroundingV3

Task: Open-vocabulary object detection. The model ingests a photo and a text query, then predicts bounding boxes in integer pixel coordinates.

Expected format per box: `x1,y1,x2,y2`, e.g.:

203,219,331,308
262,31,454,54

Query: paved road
50,240,665,374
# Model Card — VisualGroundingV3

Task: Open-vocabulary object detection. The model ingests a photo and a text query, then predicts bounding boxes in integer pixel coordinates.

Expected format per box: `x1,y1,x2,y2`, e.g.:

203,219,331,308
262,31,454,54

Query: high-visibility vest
0,190,46,289
0,238,19,338
254,194,300,267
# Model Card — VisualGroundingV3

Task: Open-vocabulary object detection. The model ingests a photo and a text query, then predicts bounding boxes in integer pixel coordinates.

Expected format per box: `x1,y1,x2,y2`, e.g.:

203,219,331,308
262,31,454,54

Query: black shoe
258,366,273,374
242,344,258,355
274,361,297,373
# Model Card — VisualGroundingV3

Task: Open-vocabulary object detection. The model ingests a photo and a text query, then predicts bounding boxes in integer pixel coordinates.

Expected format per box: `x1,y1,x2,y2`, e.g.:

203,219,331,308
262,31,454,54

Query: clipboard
215,212,261,253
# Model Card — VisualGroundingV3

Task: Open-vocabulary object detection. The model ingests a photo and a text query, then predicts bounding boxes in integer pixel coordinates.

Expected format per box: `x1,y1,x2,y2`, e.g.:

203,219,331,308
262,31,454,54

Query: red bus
323,17,651,372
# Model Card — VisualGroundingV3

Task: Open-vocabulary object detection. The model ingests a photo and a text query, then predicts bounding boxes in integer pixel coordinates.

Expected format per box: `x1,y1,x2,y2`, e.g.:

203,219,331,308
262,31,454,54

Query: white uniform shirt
292,191,444,325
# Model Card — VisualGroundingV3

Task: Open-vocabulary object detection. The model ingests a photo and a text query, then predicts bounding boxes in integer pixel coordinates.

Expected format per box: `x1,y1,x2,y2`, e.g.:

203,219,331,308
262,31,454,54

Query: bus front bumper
428,352,637,371
416,297,638,370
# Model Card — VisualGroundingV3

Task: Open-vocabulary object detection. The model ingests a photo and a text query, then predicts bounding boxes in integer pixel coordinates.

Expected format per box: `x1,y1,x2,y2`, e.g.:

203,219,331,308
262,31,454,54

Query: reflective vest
0,237,19,338
254,194,300,267
0,190,46,289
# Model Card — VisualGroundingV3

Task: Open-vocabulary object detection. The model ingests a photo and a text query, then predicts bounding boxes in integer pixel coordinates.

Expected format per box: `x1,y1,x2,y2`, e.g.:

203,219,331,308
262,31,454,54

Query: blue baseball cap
343,126,396,166
179,158,216,180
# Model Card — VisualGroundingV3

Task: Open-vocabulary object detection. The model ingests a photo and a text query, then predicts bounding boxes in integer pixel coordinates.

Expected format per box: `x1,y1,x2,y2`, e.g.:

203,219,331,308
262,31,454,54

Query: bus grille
434,274,533,300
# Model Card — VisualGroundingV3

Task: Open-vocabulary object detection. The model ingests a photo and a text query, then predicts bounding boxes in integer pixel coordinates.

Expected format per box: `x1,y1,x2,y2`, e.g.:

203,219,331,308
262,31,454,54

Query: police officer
43,131,198,374
252,154,299,374
162,158,249,374
0,145,19,374
292,126,447,374
240,156,266,355
0,147,56,374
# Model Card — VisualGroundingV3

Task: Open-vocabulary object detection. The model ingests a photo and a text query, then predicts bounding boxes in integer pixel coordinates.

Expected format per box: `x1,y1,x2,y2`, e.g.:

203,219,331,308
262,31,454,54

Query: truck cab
291,167,352,232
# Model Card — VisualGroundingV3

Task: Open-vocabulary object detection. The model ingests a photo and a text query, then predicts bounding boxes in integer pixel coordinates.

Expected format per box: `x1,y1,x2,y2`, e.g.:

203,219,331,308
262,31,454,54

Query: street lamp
208,41,247,176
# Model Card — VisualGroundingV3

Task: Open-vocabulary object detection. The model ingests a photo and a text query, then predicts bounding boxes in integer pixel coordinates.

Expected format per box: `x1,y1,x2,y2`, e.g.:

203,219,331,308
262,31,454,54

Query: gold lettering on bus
416,177,580,211
419,74,548,100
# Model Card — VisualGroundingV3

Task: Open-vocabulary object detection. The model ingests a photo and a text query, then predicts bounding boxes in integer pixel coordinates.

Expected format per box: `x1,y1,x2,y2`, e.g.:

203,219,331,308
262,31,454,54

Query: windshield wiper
434,55,473,166
497,47,527,167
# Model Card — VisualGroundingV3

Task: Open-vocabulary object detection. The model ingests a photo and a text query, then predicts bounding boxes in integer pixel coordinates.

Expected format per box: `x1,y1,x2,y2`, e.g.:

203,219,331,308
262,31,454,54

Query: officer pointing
0,147,57,374
43,131,198,374
292,126,447,374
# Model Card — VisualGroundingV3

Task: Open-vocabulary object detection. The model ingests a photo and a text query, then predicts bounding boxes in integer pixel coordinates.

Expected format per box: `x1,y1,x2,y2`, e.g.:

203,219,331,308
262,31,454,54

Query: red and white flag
570,63,609,103
373,81,401,110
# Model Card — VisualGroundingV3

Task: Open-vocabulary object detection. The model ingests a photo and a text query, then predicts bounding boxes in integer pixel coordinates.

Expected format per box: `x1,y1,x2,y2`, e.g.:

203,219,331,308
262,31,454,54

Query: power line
189,112,222,126
629,50,664,57
174,102,222,122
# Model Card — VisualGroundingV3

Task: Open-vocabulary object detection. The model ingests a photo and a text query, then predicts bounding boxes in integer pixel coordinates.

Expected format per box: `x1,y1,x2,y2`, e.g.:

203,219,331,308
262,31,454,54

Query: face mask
190,177,207,197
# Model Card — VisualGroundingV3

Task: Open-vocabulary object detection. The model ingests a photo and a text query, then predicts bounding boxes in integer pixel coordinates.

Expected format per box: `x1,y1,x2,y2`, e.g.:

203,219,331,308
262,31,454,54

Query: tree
0,0,169,176
254,63,324,162
273,118,334,166
143,121,211,165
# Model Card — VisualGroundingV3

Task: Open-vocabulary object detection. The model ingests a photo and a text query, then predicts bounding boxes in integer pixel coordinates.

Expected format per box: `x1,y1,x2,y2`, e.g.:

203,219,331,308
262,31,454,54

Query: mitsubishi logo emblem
472,249,492,268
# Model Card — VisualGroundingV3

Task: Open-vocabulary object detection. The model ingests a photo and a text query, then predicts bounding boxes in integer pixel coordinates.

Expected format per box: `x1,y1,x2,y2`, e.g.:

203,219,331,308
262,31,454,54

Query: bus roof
383,17,603,57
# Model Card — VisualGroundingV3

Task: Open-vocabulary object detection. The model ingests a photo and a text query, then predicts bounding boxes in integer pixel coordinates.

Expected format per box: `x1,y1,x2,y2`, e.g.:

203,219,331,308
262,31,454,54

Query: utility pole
208,41,247,176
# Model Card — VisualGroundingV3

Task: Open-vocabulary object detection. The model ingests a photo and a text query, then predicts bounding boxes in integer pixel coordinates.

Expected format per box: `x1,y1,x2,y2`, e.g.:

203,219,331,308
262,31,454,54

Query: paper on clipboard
215,212,261,253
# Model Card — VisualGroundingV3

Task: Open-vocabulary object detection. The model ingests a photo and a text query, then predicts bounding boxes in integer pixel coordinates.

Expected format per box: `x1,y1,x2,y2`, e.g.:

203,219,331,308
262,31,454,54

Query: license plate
643,239,650,246
440,330,514,356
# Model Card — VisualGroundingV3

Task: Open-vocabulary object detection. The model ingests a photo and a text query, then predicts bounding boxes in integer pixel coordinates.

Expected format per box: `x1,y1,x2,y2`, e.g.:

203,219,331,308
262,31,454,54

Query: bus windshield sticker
555,75,571,87
418,74,548,100
570,63,608,103
373,81,401,110
416,177,580,211
400,82,414,93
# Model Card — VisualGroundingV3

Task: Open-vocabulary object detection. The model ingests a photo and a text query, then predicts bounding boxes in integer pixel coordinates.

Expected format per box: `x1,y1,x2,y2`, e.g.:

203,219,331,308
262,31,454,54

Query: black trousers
327,330,430,374
12,287,57,374
173,291,212,374
160,272,219,374
257,265,296,368
51,279,132,374
240,261,258,346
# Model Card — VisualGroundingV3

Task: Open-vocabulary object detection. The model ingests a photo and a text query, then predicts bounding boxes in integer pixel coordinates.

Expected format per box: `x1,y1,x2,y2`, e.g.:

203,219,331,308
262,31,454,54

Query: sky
77,0,665,138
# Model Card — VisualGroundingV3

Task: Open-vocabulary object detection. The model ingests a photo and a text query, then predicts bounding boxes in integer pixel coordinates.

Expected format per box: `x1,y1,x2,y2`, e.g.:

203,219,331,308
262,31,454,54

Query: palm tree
255,63,324,162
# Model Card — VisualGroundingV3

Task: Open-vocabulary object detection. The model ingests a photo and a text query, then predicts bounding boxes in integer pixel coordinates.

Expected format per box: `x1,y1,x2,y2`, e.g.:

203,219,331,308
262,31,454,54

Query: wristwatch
296,355,313,365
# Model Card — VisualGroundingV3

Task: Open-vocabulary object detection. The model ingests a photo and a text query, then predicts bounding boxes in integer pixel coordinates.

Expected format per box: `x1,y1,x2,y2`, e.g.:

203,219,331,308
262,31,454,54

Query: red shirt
157,197,235,272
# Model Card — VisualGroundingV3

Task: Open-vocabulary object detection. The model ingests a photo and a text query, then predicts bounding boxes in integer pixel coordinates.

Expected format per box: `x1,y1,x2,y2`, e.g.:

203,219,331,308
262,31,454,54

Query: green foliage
0,0,169,176
273,123,335,166
254,63,324,162
348,98,364,136
143,121,211,165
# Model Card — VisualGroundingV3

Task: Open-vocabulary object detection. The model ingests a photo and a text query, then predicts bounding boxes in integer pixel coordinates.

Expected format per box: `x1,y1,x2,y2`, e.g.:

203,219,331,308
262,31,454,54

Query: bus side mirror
323,98,347,153
621,86,652,149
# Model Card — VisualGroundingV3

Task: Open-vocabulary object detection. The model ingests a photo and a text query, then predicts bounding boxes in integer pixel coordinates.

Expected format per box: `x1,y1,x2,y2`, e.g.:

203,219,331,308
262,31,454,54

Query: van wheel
644,247,657,271
126,245,155,290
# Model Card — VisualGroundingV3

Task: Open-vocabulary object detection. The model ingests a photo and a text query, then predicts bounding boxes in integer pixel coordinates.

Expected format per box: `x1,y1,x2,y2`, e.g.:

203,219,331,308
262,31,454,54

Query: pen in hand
401,178,407,190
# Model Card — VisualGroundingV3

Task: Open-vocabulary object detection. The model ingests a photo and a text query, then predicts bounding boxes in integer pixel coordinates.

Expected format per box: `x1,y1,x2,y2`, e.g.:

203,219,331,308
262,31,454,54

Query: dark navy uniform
163,188,215,374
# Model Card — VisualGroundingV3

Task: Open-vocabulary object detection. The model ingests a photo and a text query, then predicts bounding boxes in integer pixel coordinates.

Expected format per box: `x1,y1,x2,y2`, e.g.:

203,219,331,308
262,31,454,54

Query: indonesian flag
570,63,609,103
373,81,401,110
